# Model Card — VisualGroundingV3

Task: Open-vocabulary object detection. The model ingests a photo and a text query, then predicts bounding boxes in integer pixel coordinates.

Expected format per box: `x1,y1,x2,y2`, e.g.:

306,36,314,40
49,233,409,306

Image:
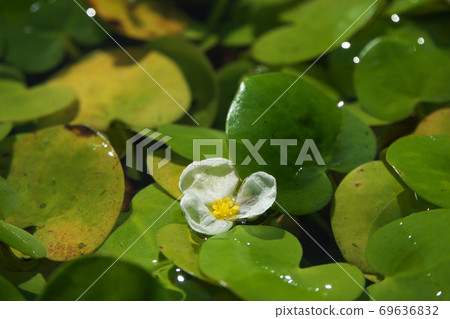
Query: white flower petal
180,191,234,235
236,171,276,219
179,158,239,203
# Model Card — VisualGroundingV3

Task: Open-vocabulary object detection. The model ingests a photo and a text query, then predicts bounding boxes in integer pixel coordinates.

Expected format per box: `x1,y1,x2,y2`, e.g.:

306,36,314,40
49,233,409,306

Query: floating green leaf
39,256,169,301
156,224,210,282
227,72,374,214
6,125,124,261
355,36,450,122
147,149,189,199
331,161,406,273
0,122,12,142
327,110,376,173
366,209,450,300
97,185,185,271
0,80,76,123
158,124,228,161
50,48,191,131
386,135,450,208
252,0,380,65
414,107,450,136
148,37,218,127
199,225,365,300
0,0,105,73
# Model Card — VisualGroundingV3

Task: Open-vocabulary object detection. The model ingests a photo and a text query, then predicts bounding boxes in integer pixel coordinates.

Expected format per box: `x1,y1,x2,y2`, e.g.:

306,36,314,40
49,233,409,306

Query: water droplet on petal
353,56,360,64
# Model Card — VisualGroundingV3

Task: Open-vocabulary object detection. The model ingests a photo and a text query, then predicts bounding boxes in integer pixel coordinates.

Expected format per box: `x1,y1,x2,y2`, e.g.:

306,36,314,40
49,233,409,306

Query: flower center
210,197,239,220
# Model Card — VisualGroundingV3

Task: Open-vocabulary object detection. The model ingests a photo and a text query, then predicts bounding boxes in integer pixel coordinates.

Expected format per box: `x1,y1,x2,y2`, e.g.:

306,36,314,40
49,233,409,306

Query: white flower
179,158,276,235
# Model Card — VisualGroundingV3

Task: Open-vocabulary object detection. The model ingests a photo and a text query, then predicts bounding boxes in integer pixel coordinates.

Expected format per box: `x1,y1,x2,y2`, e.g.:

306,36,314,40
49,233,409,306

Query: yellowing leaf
50,48,191,131
86,0,186,40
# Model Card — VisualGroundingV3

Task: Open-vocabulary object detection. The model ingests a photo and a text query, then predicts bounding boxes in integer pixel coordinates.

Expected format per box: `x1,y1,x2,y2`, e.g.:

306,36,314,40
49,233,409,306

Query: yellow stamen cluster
210,197,239,220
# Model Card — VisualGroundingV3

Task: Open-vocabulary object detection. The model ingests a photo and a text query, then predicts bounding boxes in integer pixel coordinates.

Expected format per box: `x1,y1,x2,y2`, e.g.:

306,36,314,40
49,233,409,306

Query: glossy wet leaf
0,220,46,259
147,149,189,199
148,37,218,127
50,48,191,131
6,125,124,261
39,256,169,301
327,110,376,173
386,135,450,208
156,224,210,282
158,124,228,161
199,225,365,300
0,0,105,73
0,274,24,301
331,161,406,273
355,36,450,122
0,176,20,219
0,80,76,123
366,209,450,300
226,73,342,214
414,107,450,136
252,0,380,65
85,0,186,40
96,185,185,271
214,60,255,130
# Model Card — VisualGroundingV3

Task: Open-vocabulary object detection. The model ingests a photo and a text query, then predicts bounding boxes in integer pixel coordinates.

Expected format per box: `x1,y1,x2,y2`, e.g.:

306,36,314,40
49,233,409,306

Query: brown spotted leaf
6,125,124,261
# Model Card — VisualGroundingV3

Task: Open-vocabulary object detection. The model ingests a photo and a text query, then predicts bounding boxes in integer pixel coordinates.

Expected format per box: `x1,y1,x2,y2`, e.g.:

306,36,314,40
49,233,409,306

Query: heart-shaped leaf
0,0,105,73
50,48,191,131
96,184,185,271
39,256,169,301
6,125,124,261
226,72,375,214
332,161,406,273
252,0,380,65
0,80,76,123
386,135,450,208
355,36,450,122
366,209,450,300
199,225,365,300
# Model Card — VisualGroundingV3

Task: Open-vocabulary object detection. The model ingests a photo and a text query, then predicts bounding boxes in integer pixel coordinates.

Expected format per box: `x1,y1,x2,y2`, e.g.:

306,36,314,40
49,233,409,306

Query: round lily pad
331,161,405,273
39,256,169,301
0,0,106,73
199,225,365,300
0,80,76,123
366,209,450,300
386,135,450,208
6,125,124,261
355,36,450,122
226,72,375,215
96,184,185,271
252,0,380,65
50,48,191,131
